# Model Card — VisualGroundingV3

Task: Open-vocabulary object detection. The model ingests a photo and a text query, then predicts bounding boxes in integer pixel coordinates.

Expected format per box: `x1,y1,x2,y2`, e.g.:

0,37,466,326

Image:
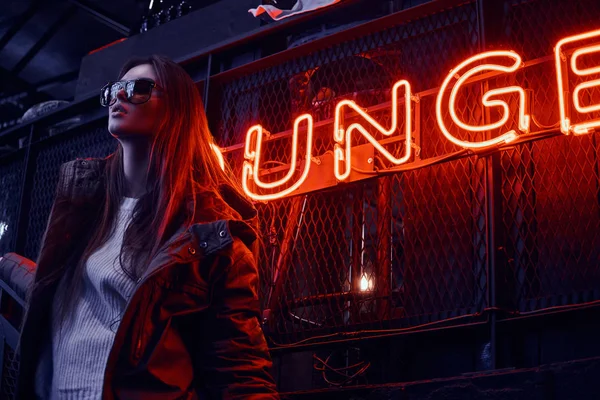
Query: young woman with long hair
15,55,279,399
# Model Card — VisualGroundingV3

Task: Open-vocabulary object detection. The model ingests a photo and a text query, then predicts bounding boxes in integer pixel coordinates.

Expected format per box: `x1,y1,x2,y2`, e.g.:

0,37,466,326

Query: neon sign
334,80,413,181
235,28,600,201
436,51,530,149
555,28,600,135
242,115,314,201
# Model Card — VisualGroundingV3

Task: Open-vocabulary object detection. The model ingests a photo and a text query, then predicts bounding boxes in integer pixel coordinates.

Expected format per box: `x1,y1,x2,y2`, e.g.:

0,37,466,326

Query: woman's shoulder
55,156,110,202
58,156,109,181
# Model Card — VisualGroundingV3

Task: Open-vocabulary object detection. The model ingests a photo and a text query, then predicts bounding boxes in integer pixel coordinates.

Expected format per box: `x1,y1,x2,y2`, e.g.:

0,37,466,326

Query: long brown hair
48,55,250,327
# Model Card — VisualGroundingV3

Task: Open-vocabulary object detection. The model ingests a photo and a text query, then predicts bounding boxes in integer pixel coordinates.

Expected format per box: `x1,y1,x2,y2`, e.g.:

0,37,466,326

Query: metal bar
594,132,600,220
66,0,130,36
34,70,80,91
0,280,26,308
477,0,510,370
0,315,20,350
350,185,364,323
270,317,490,353
352,188,364,291
485,155,502,371
0,314,4,393
266,196,306,320
376,177,392,320
203,54,212,113
14,124,35,256
0,1,41,51
11,6,77,75
413,97,421,161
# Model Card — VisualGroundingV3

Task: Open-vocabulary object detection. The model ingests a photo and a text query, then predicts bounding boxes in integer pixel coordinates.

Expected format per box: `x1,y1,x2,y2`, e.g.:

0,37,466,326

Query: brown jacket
15,156,279,399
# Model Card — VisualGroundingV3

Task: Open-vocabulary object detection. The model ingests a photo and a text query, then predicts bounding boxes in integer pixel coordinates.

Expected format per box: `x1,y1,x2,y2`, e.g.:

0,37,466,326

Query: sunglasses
100,78,162,107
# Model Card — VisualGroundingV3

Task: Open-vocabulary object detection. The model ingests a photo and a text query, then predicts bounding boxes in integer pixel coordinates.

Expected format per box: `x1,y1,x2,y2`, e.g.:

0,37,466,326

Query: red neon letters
243,115,313,201
555,28,600,135
436,51,530,149
239,28,600,201
334,80,413,181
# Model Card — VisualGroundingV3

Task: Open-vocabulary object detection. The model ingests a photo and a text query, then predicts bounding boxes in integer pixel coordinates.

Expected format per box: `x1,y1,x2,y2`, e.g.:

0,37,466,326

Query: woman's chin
108,120,134,137
108,126,153,140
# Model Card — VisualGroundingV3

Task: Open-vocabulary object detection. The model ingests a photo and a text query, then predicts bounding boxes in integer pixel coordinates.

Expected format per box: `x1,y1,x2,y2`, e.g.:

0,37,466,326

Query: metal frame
66,0,131,37
11,6,77,75
0,1,42,52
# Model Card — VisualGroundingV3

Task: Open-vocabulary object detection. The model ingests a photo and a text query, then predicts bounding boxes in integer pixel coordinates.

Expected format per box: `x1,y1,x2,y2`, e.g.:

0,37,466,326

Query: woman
15,55,279,399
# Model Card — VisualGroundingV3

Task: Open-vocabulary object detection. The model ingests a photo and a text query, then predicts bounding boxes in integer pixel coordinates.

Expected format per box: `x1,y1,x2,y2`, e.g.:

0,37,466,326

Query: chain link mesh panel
23,122,116,261
213,1,487,345
1,346,18,400
212,0,600,345
0,154,25,257
499,0,600,312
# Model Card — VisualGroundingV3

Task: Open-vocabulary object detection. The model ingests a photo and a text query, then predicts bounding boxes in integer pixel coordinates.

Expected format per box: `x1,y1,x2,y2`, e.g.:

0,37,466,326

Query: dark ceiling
0,0,147,101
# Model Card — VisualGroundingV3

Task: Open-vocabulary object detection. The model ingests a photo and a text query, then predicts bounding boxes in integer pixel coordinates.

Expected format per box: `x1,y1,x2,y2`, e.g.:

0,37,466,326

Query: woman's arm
185,250,280,399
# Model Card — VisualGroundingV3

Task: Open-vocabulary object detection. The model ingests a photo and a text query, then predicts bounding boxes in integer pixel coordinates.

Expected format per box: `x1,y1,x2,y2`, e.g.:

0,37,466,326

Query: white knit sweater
36,196,139,399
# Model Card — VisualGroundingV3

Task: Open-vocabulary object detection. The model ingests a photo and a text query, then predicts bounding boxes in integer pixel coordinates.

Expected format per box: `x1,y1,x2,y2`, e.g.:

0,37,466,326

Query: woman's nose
115,86,127,101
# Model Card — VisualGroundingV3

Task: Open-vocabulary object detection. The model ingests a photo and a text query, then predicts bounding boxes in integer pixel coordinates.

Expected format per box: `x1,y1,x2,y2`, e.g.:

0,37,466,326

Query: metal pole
66,0,130,36
14,125,35,256
351,185,364,322
203,54,212,113
376,176,392,320
477,0,506,370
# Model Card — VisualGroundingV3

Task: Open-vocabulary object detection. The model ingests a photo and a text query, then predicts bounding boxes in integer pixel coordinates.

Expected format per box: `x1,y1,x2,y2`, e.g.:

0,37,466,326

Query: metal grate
23,122,116,261
1,346,19,400
0,155,25,258
499,0,600,312
211,0,600,345
213,1,490,345
215,2,480,149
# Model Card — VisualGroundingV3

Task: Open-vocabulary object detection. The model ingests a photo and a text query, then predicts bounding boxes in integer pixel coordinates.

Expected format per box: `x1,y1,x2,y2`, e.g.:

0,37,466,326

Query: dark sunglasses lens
130,80,153,104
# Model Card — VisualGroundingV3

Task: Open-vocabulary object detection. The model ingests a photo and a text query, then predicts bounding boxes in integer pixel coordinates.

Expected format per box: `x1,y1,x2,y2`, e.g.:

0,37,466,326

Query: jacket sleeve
0,253,36,303
189,250,279,399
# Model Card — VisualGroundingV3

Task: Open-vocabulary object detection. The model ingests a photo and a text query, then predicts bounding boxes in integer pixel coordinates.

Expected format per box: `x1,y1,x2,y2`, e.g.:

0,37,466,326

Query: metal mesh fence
0,346,18,400
213,1,488,344
23,122,116,261
499,0,600,312
0,154,25,257
211,0,600,344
